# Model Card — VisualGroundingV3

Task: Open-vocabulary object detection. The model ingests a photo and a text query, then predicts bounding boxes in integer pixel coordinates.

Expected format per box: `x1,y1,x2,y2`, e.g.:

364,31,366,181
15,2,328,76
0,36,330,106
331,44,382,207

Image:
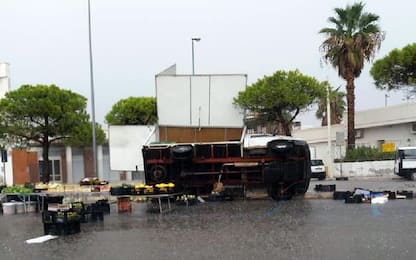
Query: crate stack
42,207,81,236
42,197,111,235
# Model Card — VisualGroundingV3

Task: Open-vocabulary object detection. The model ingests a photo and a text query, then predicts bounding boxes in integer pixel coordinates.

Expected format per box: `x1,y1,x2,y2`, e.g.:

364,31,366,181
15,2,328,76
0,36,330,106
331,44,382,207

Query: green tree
320,2,384,149
370,43,416,90
105,97,157,125
64,122,106,147
234,70,326,136
0,84,89,182
315,84,346,126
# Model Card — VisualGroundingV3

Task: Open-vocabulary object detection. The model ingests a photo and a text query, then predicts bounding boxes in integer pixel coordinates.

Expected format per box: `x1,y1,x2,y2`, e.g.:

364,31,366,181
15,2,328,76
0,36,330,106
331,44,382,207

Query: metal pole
339,145,343,177
88,0,97,177
327,85,333,179
2,162,5,185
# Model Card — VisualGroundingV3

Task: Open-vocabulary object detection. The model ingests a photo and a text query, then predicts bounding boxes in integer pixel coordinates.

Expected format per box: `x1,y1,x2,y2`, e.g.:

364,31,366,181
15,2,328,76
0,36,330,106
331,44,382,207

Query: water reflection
1,199,416,259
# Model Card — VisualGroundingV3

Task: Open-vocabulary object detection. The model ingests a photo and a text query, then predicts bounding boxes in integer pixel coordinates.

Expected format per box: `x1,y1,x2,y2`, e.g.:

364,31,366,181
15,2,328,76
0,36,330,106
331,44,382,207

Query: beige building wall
293,103,416,177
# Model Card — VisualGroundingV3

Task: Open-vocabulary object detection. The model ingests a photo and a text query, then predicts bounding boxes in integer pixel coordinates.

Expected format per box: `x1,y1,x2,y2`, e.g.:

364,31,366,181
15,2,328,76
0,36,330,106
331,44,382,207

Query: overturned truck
142,133,311,200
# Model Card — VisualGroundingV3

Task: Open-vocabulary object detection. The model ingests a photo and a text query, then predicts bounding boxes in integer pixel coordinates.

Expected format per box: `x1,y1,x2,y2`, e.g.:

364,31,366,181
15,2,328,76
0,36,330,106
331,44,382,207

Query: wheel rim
149,165,167,182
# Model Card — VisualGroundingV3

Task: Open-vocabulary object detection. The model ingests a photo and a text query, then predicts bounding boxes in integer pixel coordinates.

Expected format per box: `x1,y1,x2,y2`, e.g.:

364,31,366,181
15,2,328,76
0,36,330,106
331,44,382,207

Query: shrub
337,146,395,162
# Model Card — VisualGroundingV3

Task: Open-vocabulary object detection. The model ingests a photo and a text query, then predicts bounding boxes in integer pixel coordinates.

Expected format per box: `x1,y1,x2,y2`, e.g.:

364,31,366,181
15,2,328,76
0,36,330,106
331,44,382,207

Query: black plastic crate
71,202,88,223
42,196,64,211
397,190,413,199
315,184,336,192
345,194,364,204
44,221,80,236
110,186,134,195
333,191,351,200
42,210,81,224
95,199,110,213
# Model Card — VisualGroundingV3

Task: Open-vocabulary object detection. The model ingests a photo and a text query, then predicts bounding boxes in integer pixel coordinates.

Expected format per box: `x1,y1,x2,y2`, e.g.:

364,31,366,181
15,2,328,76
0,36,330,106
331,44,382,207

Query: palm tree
320,2,384,149
316,85,346,126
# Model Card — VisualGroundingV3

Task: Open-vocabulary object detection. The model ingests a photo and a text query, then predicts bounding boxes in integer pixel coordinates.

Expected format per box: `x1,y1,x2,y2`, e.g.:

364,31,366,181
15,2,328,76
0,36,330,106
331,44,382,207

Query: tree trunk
346,75,356,150
283,122,291,136
42,141,50,183
321,115,328,126
274,121,291,136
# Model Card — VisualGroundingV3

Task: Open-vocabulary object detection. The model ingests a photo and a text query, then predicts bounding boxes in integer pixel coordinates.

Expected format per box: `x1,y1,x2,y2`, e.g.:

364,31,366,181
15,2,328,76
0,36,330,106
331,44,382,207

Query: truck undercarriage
142,135,311,200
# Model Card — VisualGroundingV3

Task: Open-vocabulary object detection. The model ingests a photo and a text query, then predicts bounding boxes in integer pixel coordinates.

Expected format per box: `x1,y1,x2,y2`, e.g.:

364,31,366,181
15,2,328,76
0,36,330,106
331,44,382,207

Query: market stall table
115,193,182,213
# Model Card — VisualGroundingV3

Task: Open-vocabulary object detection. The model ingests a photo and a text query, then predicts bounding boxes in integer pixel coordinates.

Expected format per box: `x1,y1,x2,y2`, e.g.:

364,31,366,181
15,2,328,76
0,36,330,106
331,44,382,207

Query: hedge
335,146,395,162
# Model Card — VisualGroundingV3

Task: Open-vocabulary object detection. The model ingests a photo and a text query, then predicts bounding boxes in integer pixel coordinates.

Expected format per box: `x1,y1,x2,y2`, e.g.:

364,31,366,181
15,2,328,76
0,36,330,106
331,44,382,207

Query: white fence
332,160,395,178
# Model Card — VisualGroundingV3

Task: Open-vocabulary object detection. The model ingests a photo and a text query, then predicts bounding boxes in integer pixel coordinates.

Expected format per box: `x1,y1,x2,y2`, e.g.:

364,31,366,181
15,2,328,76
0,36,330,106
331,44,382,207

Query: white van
311,159,326,180
394,147,416,180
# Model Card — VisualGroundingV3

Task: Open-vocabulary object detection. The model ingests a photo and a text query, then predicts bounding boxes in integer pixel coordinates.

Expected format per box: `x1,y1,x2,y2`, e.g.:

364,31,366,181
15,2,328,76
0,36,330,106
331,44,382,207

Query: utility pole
327,85,333,179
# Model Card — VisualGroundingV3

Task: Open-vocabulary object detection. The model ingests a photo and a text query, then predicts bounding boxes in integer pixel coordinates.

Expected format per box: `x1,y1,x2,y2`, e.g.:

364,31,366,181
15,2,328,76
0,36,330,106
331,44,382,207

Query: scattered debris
337,188,414,204
315,184,336,192
212,174,225,194
176,195,198,206
333,191,351,200
26,235,58,244
335,177,349,181
371,196,388,204
397,190,413,199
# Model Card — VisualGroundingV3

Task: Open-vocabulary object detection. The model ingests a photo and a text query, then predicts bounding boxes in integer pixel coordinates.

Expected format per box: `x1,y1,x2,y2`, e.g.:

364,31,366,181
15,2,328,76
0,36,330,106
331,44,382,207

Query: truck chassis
142,136,311,200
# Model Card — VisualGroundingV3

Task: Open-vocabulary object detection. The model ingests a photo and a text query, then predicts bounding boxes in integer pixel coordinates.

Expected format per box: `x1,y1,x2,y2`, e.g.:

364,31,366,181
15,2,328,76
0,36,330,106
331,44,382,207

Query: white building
107,65,247,180
0,62,12,185
0,62,10,98
293,103,416,177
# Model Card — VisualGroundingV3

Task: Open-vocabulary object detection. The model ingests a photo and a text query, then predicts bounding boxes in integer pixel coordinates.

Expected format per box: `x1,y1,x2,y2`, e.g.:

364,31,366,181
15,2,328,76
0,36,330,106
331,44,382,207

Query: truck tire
295,177,311,194
172,145,193,160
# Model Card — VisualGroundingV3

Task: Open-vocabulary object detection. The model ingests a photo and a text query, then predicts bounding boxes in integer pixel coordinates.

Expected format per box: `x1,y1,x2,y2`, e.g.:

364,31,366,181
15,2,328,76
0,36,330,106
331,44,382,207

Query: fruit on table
135,183,146,189
144,185,154,193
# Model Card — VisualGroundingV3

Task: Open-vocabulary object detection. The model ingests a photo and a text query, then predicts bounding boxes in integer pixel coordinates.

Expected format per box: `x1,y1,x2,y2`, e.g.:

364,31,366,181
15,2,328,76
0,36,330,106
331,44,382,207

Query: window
377,140,385,151
311,160,324,166
402,149,416,159
39,159,62,182
411,123,416,133
355,129,364,139
132,171,144,181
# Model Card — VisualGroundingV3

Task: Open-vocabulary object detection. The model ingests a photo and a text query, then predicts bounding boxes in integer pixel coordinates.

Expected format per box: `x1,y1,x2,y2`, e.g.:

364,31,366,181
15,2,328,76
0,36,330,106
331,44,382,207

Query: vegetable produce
1,185,33,194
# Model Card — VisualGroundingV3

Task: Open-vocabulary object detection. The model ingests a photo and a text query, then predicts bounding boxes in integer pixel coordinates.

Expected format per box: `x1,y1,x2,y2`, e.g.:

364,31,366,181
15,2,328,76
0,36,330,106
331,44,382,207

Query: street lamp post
87,0,97,177
191,38,201,75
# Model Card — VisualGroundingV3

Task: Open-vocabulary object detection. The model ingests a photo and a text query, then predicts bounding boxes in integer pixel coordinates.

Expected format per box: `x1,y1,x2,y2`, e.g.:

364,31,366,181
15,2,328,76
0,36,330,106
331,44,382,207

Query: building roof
355,103,416,129
292,124,344,143
293,103,416,144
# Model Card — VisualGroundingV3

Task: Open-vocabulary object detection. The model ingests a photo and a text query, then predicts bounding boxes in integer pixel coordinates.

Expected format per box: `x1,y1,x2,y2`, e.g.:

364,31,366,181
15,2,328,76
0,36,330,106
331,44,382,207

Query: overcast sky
1,0,415,127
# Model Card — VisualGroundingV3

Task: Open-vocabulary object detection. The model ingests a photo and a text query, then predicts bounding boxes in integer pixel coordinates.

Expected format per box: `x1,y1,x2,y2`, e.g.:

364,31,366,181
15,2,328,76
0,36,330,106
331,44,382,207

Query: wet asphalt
1,178,416,260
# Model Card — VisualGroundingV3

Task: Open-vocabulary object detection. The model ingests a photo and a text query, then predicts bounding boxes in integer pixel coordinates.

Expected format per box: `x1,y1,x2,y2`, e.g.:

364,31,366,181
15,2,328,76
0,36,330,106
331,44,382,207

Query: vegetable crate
42,210,81,235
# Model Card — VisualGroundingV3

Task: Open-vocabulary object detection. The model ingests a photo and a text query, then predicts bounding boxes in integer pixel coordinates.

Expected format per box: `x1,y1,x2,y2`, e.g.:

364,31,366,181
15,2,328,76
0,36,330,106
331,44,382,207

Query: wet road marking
371,205,381,217
265,203,280,216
